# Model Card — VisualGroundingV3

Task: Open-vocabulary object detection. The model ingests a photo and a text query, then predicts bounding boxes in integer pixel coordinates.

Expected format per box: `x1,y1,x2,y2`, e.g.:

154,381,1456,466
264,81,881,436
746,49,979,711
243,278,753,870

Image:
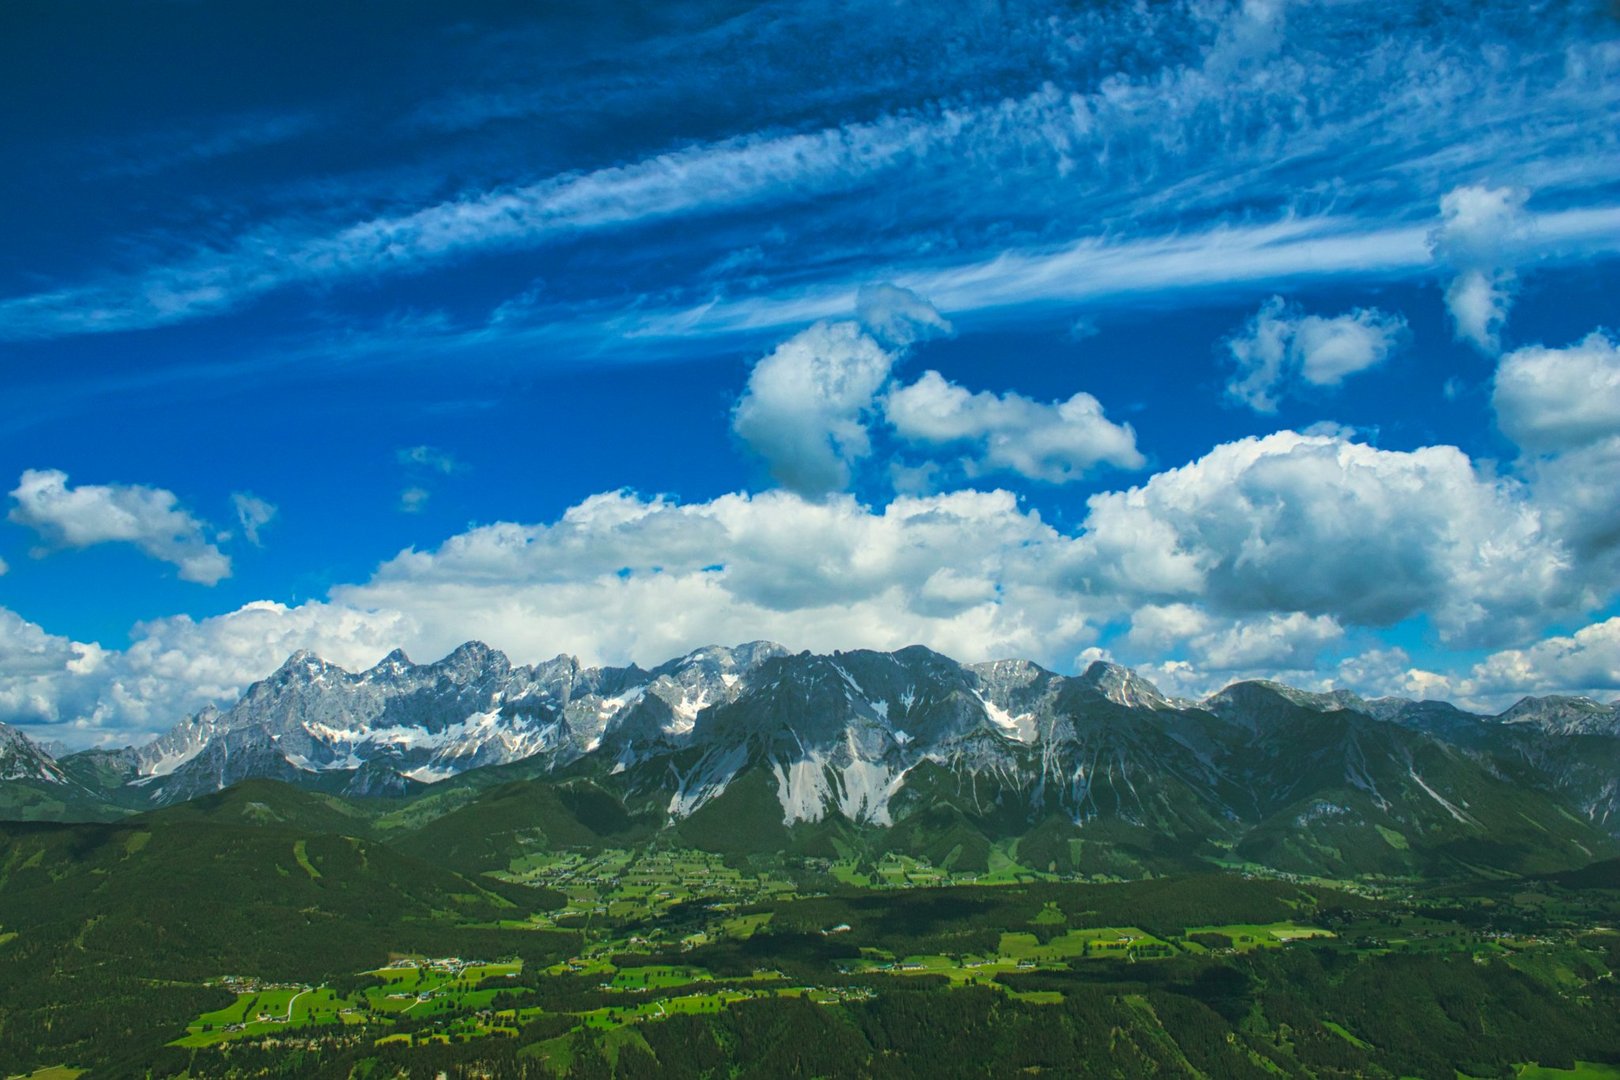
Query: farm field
174,960,526,1047
133,846,1620,1078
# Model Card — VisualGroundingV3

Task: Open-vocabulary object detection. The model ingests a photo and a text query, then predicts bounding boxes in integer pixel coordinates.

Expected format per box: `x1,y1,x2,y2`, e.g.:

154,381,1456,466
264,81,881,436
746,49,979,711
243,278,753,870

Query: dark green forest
1,783,1618,1078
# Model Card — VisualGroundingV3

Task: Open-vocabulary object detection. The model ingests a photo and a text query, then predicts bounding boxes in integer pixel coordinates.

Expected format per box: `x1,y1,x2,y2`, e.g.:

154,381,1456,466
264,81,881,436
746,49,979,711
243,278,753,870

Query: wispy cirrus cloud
626,205,1620,341
0,116,943,340
3,0,1616,346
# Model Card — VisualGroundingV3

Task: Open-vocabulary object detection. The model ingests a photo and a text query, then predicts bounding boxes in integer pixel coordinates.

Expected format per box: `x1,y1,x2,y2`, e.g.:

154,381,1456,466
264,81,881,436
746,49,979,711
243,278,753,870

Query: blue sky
2,0,1619,746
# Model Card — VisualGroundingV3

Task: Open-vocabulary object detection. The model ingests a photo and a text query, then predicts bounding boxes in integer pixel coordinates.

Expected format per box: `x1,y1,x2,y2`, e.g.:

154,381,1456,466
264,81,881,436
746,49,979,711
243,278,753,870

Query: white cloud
11,371,1620,744
1431,184,1531,353
395,446,460,514
1493,331,1620,454
1124,604,1344,674
1522,435,1620,563
339,487,1090,673
884,370,1144,483
8,469,231,585
731,321,896,495
117,601,414,713
0,601,412,745
2,429,1614,745
0,111,946,340
1225,296,1408,412
737,289,1141,492
1445,270,1515,355
230,492,277,546
0,608,110,731
1493,330,1620,577
1332,647,1452,702
1071,431,1579,645
1461,617,1620,699
1294,309,1408,386
1135,642,1451,703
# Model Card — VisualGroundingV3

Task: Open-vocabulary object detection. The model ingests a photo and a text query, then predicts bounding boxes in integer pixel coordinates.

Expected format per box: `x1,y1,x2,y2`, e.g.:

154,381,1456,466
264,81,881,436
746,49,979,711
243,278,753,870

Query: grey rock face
0,721,65,783
1497,695,1620,737
123,641,787,804
36,639,1616,843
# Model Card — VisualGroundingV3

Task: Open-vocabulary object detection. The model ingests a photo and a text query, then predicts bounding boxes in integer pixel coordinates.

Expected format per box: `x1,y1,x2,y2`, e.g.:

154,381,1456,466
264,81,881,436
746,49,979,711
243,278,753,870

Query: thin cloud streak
2,0,1614,343
630,205,1620,340
0,116,943,342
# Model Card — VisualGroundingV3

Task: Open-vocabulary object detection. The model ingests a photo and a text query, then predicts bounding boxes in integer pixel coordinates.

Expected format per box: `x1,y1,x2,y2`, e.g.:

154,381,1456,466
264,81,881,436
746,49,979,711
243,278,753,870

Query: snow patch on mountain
973,691,1035,742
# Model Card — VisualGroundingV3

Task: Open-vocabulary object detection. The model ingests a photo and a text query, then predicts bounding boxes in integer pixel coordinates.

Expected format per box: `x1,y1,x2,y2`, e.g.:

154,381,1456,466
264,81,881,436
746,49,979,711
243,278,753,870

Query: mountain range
3,641,1617,879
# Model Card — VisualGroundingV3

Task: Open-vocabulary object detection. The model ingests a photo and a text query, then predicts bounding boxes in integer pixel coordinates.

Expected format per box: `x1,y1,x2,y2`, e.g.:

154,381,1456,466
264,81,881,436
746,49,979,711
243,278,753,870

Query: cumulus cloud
736,288,1139,492
399,486,432,514
0,608,106,730
8,428,1619,744
1493,331,1620,454
1225,296,1408,412
1525,434,1620,566
1186,618,1620,714
1124,604,1344,674
230,492,277,546
1431,184,1531,353
731,321,896,496
1135,642,1458,704
0,601,412,745
1071,431,1579,645
884,370,1144,482
1462,617,1620,699
339,487,1089,671
1493,330,1620,580
8,469,231,585
116,600,414,711
0,485,1097,743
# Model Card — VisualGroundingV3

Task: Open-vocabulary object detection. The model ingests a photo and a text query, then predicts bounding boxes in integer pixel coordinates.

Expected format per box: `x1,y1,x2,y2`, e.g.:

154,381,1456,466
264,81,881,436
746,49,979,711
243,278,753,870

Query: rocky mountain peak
1498,695,1620,736
437,640,509,679
0,721,65,784
370,648,414,672
1204,679,1367,717
61,638,1620,829
1078,660,1171,710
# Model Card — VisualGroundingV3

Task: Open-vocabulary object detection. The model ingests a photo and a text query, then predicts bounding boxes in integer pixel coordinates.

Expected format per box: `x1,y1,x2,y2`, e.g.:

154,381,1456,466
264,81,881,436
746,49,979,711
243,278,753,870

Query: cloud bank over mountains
7,294,1620,745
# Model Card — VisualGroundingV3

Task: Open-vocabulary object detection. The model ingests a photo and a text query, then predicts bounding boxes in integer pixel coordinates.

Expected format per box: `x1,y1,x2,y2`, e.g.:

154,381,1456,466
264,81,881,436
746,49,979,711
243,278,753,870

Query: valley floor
4,836,1619,1079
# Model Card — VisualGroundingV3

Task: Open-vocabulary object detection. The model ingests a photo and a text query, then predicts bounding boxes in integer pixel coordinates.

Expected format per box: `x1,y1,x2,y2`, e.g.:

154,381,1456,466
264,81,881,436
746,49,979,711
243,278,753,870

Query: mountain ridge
2,640,1616,878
